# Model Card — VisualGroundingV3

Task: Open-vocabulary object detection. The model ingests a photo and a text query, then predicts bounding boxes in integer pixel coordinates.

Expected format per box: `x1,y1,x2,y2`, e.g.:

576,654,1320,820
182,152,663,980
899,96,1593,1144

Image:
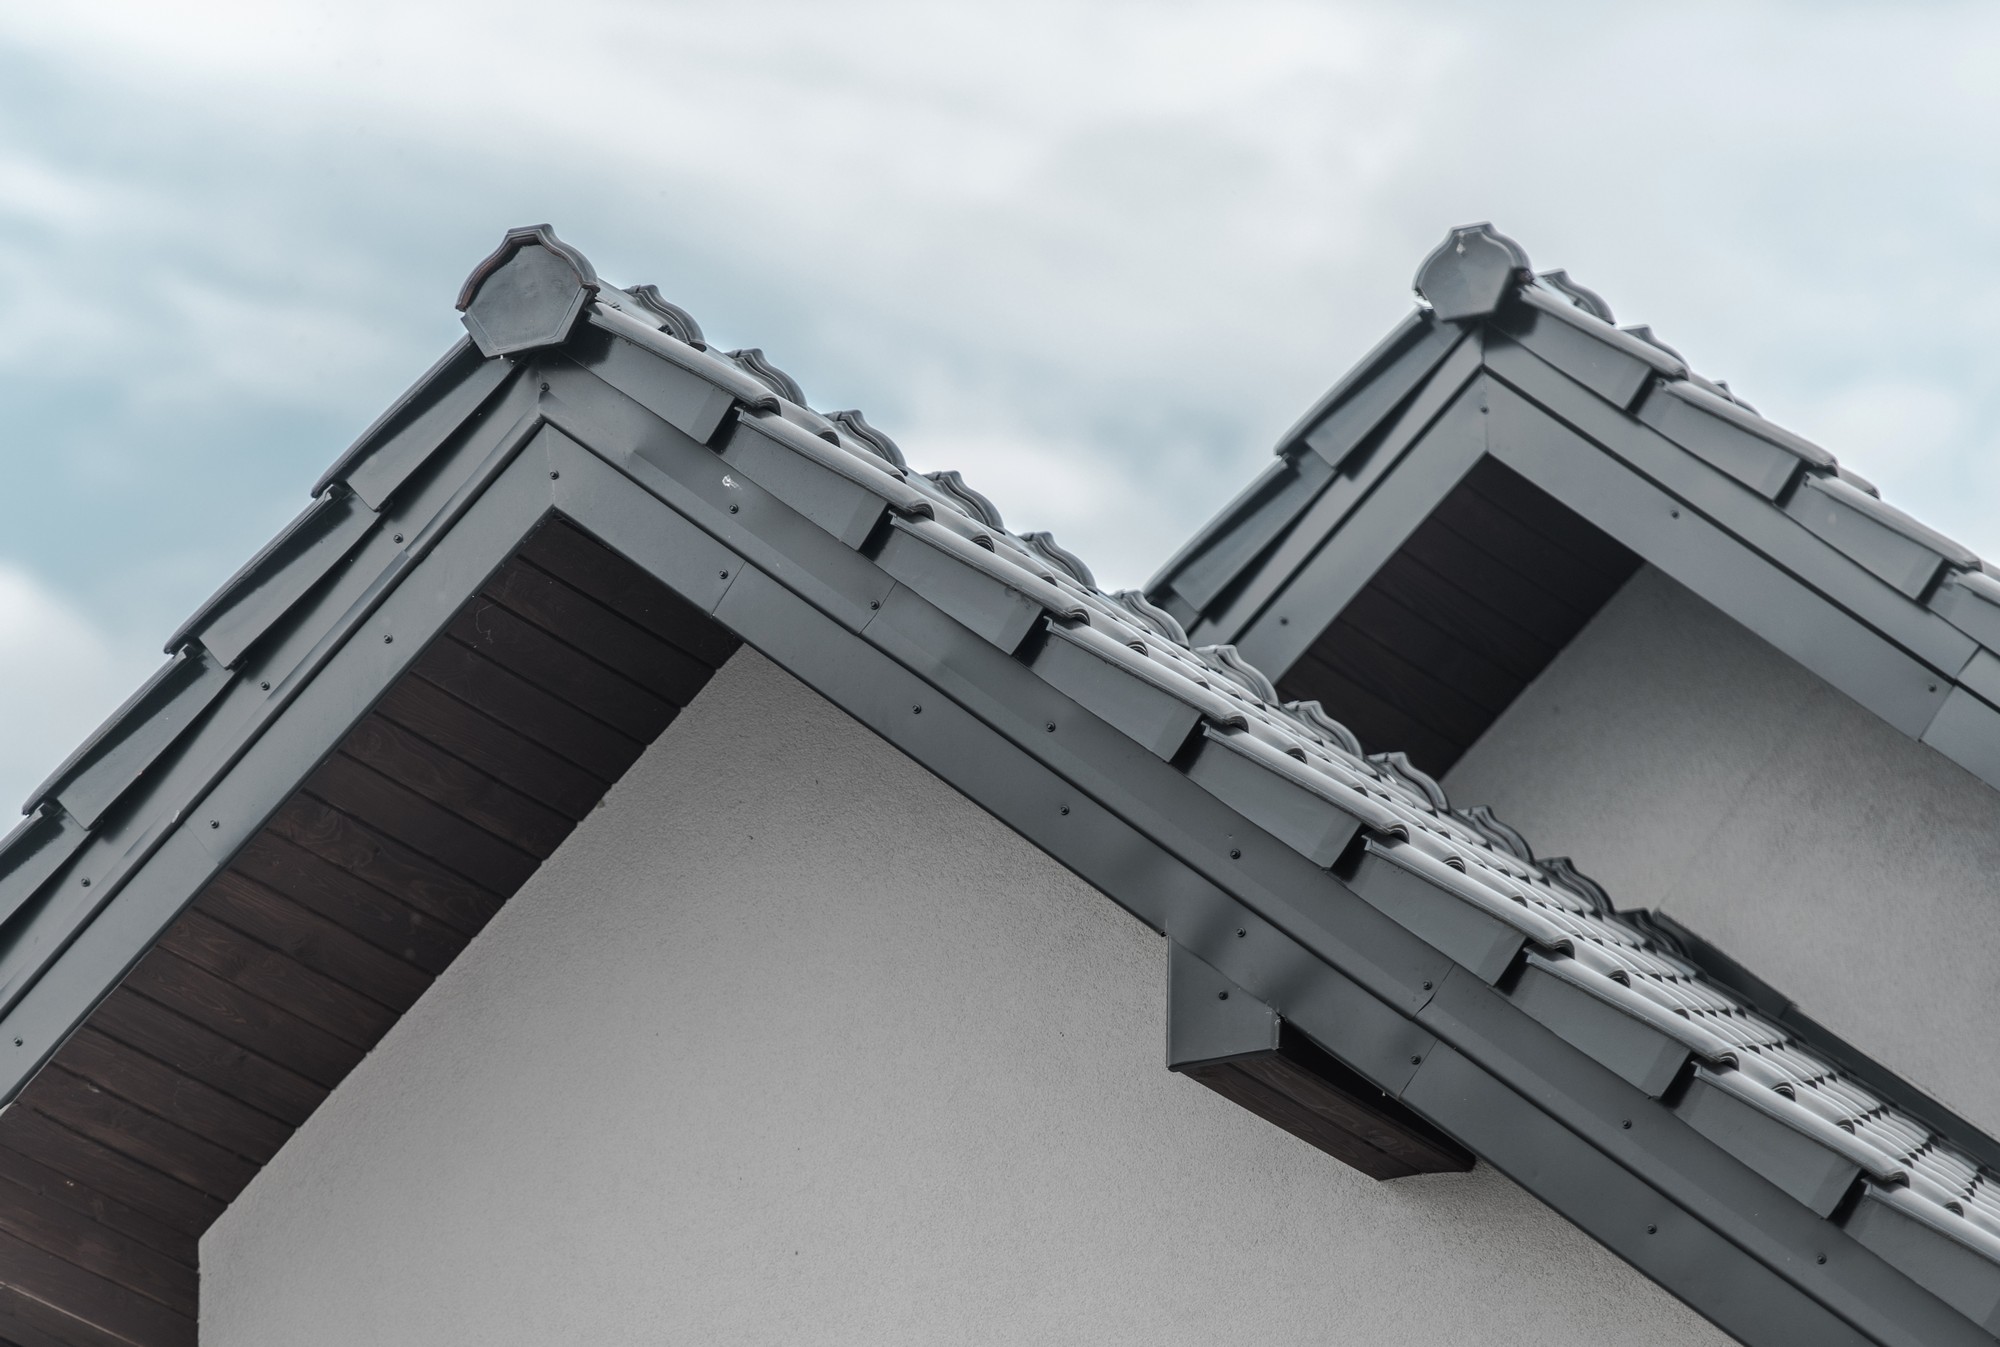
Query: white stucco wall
203,648,1726,1346
1447,565,2000,1135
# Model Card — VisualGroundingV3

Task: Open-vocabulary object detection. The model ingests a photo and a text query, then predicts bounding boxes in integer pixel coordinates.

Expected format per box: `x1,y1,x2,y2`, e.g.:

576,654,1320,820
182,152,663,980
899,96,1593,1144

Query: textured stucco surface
1448,564,2000,1135
203,647,1726,1346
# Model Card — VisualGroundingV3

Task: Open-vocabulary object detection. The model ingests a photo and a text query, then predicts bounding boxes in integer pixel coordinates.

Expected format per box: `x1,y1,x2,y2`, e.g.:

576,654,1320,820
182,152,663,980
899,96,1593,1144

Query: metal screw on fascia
1217,991,1229,1000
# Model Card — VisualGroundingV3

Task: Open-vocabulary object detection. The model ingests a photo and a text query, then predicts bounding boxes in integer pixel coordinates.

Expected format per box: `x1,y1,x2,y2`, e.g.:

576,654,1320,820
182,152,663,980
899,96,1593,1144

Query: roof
0,224,1996,1346
1148,223,2000,792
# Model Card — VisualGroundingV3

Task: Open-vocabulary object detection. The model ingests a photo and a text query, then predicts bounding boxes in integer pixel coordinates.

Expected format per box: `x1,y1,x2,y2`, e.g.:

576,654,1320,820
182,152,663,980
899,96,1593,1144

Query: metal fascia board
1191,334,1485,649
1480,371,1952,738
1483,336,1975,681
1231,377,1490,678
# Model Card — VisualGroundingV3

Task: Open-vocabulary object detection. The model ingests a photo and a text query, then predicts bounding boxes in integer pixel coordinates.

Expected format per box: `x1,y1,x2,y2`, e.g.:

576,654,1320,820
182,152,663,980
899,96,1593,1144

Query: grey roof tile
8,225,2000,1344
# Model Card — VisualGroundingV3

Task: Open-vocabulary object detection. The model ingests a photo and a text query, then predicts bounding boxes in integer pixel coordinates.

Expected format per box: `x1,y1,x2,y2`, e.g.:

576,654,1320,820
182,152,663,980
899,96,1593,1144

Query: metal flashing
6,226,2000,1347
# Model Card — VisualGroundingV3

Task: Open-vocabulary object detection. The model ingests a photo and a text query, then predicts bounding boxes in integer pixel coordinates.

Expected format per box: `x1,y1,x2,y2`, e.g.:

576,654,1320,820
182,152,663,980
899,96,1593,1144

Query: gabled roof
1149,223,2000,788
0,225,1997,1346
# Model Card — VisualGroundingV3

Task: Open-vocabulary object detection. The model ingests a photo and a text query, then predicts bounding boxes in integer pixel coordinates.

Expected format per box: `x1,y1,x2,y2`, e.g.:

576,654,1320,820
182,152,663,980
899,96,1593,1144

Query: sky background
2,1,1999,809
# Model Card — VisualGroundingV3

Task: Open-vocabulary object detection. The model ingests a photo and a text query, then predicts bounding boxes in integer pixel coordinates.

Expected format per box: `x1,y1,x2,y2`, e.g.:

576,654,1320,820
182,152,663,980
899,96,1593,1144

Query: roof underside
0,226,1998,1347
1151,228,2000,797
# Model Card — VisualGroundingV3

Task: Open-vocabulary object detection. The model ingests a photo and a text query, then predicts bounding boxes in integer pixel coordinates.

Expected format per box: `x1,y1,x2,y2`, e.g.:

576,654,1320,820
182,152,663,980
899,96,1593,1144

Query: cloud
0,563,151,815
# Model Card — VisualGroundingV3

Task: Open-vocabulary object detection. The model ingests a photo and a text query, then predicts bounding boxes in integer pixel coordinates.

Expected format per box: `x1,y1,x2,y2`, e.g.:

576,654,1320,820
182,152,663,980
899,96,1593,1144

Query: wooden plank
195,871,429,1014
338,713,571,858
1277,650,1463,773
0,1147,193,1271
307,755,536,900
1400,515,1595,646
447,598,675,742
0,1167,196,1318
373,675,604,820
519,519,740,666
156,911,396,1052
1461,454,1639,578
87,991,325,1130
413,636,643,781
1366,548,1560,682
265,794,501,939
121,949,364,1091
0,1229,194,1347
231,830,468,974
1338,585,1525,716
16,1070,255,1203
56,1029,289,1166
0,1109,220,1237
1312,617,1495,747
482,560,713,705
0,1280,144,1347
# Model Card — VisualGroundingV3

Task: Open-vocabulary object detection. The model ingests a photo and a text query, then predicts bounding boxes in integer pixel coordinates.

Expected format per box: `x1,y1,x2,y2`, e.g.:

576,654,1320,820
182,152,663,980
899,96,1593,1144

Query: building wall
1447,564,2000,1135
203,648,1725,1346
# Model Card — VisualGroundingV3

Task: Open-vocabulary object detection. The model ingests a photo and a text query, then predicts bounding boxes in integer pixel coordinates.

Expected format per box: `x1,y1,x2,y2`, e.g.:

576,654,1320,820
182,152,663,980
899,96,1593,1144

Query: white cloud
0,563,152,816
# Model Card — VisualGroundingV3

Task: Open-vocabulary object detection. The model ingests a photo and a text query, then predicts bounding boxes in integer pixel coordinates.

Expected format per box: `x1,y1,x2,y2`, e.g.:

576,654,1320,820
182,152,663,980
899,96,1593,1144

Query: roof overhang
0,228,1995,1347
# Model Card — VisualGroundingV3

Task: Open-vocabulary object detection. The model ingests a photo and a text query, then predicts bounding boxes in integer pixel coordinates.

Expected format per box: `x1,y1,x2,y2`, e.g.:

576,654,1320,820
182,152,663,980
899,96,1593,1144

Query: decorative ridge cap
456,224,598,313
725,348,807,406
1458,804,1534,863
1284,699,1363,757
1539,855,1614,914
1414,222,1532,322
1111,589,1189,646
624,284,705,347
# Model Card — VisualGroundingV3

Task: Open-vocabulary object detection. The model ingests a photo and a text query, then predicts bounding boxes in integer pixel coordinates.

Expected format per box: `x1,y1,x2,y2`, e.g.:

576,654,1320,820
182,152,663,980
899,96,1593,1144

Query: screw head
912,704,922,715
1059,806,1070,816
549,470,560,480
1236,928,1246,938
383,634,393,644
1410,1055,1422,1066
868,601,880,610
1622,1119,1633,1129
539,381,550,393
729,504,740,514
259,681,271,691
1229,848,1242,860
393,533,404,543
1045,722,1056,733
209,820,220,830
1816,1254,1827,1265
11,1039,19,1048
80,878,90,888
1422,980,1433,991
1647,1224,1658,1235
1217,990,1229,1001
719,570,729,580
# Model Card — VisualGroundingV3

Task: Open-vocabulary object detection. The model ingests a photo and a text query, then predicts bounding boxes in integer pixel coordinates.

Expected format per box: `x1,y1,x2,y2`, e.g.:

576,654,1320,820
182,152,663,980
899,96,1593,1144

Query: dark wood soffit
1275,456,1640,776
0,519,738,1347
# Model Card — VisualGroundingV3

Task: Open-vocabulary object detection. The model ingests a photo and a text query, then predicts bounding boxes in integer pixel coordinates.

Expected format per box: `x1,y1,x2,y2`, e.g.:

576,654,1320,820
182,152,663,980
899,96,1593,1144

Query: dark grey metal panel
182,491,379,668
1491,296,1657,409
1675,1074,1861,1217
537,367,895,634
1348,847,1523,984
312,337,480,496
1296,320,1465,468
1848,1191,2000,1334
1401,1041,1879,1347
1232,382,1489,679
340,357,518,511
1418,967,1987,1347
53,651,232,830
1182,728,1362,868
456,226,599,358
1481,368,1954,738
874,525,1042,654
568,321,738,444
1786,475,1952,600
1637,379,1817,500
1185,336,1485,650
1508,959,1690,1098
1921,687,2000,792
1960,649,2000,710
1161,454,1334,613
0,807,89,931
1167,940,1279,1069
720,418,887,548
1484,336,1977,683
1029,625,1202,760
1931,572,2000,650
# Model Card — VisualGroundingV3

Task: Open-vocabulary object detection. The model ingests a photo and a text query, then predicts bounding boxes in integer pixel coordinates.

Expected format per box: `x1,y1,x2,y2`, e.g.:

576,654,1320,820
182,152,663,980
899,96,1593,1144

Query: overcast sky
2,1,1998,809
